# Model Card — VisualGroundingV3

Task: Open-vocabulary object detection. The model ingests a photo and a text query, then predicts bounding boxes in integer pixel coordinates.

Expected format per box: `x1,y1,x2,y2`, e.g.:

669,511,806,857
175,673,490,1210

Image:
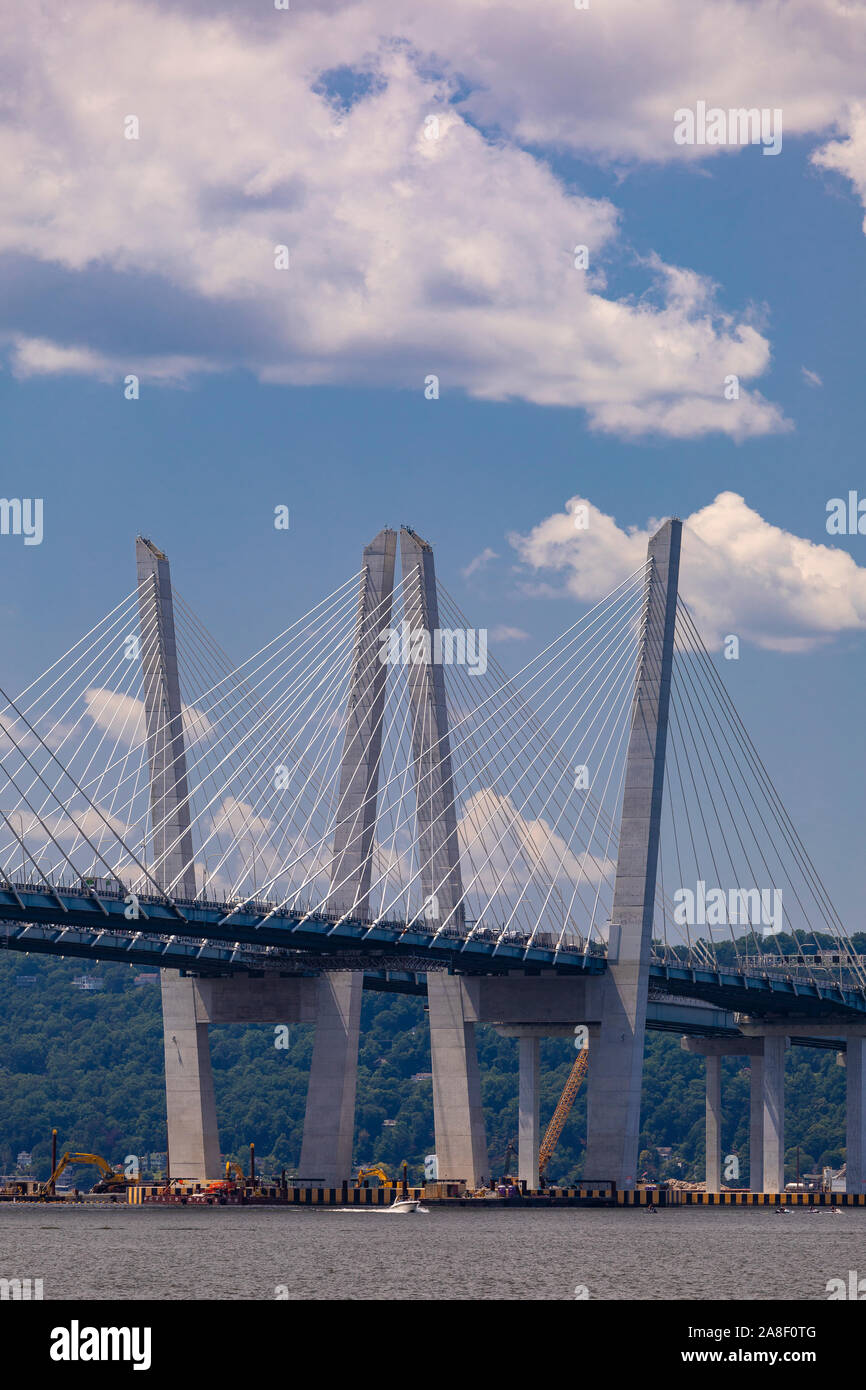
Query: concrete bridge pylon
582,518,682,1189
136,536,222,1182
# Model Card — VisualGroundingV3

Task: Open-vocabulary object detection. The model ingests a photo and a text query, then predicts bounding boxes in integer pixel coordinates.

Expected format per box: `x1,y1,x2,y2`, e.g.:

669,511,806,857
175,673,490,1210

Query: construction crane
538,1046,588,1183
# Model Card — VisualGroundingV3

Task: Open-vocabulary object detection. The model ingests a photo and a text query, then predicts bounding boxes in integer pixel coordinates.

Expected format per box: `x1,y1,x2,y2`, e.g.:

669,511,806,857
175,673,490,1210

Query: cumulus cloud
511,492,866,652
0,1,798,438
84,688,214,745
813,104,866,232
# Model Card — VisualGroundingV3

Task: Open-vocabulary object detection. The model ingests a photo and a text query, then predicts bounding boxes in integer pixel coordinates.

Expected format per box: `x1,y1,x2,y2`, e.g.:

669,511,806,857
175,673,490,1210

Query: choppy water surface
1,1204,864,1300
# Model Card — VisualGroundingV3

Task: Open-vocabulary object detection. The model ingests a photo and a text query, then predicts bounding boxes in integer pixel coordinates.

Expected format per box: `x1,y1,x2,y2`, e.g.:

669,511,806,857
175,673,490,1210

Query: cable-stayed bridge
0,524,863,1194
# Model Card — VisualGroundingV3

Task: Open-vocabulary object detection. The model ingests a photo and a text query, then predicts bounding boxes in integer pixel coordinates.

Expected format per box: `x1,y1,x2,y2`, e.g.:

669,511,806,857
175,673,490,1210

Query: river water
2,1203,865,1300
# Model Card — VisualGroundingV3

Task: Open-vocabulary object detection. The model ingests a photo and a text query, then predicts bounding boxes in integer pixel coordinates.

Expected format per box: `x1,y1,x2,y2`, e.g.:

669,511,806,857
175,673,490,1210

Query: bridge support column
299,973,363,1186
705,1054,722,1194
428,974,488,1187
517,1034,540,1189
846,1036,866,1195
750,1051,765,1193
583,520,681,1189
683,1036,764,1192
160,973,221,1180
762,1035,786,1194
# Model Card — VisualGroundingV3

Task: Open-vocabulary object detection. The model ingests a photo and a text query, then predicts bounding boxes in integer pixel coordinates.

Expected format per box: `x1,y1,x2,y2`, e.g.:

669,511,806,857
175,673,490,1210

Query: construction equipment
200,1162,249,1196
538,1046,588,1182
38,1152,130,1197
356,1165,392,1187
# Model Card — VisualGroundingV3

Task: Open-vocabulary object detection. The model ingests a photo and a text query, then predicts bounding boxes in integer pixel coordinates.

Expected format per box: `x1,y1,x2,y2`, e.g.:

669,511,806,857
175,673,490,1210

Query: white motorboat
387,1196,425,1214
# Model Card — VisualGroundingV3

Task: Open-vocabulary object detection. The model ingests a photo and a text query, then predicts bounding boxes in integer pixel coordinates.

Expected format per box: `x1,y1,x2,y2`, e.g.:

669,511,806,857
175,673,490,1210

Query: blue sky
2,0,865,926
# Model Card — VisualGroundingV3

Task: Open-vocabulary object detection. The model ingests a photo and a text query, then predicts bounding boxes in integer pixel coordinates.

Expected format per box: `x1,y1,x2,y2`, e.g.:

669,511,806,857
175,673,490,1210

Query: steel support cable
0,586,145,724
438,650,593,939
228,565,654,927
586,711,634,957
167,602,368,898
528,625,644,949
437,579,649,916
675,598,862,984
215,568,418,907
0,686,173,902
677,598,859,969
670,641,795,969
274,582,428,912
174,579,386,816
275,571,653,932
280,573,650,922
0,598,162,860
668,676,752,967
293,580,429,914
172,605,362,896
435,588,616,937
1,629,160,884
122,578,377,890
506,637,640,948
48,607,165,872
458,610,645,945
50,573,370,867
371,592,647,938
564,581,665,954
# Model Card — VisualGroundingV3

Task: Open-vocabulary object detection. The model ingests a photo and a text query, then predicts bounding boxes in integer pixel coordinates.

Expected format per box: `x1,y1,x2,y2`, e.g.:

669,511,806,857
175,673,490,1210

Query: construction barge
6,1177,866,1207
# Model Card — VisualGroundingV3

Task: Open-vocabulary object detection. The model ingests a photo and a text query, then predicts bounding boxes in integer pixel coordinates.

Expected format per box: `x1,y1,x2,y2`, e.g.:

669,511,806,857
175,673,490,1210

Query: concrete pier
299,973,364,1185
761,1035,786,1194
749,1050,765,1194
847,1036,866,1195
517,1035,540,1188
160,973,221,1180
705,1054,722,1194
428,974,489,1186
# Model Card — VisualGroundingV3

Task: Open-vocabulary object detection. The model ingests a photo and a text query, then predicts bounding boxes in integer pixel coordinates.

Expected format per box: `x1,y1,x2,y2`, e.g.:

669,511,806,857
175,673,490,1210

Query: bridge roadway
2,883,865,1032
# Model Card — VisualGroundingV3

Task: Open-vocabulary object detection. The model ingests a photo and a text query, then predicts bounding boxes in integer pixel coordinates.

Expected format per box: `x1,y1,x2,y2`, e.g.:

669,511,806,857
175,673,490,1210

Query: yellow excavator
355,1165,393,1187
38,1152,131,1198
538,1046,588,1184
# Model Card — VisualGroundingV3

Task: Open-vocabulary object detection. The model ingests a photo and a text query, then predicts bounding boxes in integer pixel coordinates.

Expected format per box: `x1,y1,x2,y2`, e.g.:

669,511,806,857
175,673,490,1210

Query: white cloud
9,336,215,385
511,491,866,652
801,366,823,388
813,104,866,232
462,548,499,580
489,625,530,642
84,688,214,745
0,1,798,438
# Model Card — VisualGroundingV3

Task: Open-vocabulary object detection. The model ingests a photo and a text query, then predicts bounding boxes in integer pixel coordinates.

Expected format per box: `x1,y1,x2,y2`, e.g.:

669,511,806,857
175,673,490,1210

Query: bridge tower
136,536,221,1181
299,529,397,1185
400,527,489,1187
583,518,682,1189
